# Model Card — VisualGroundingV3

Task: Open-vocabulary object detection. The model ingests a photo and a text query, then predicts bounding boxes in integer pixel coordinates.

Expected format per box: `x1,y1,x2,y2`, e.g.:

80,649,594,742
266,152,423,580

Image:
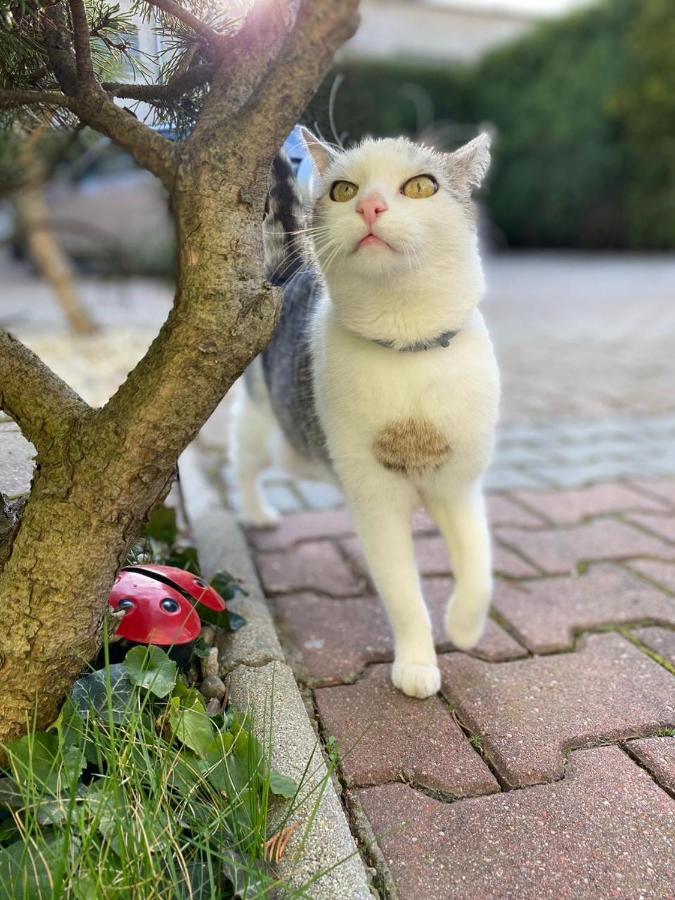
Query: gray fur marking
260,270,330,465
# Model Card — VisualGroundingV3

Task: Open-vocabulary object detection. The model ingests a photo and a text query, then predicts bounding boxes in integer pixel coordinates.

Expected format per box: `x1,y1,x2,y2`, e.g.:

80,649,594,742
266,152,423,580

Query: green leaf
124,646,177,698
210,571,248,601
0,835,78,897
268,771,298,800
71,664,135,724
167,697,215,757
226,611,247,632
4,731,85,794
144,504,178,546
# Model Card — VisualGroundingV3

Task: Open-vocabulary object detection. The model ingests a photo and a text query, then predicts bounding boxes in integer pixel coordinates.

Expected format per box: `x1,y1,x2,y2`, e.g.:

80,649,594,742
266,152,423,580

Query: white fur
230,134,499,698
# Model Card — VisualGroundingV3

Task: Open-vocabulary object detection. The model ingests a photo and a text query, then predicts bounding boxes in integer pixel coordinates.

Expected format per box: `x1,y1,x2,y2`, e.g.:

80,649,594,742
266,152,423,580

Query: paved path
242,481,675,897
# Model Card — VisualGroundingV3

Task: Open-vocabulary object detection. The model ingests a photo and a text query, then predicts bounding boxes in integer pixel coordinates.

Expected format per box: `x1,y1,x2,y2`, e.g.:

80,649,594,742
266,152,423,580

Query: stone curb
178,443,373,899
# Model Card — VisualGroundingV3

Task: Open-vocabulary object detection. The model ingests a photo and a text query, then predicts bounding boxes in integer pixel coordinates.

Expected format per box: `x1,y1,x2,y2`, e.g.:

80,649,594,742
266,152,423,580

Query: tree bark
0,153,282,746
0,0,359,751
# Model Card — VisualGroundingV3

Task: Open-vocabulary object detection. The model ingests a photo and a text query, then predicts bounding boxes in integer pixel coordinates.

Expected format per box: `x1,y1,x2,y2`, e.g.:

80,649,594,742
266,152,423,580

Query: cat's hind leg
423,482,492,650
227,379,280,528
342,469,440,699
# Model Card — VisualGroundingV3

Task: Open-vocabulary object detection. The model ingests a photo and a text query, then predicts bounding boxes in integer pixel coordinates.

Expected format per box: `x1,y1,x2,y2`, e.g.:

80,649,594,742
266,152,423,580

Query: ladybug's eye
161,598,180,613
118,599,134,611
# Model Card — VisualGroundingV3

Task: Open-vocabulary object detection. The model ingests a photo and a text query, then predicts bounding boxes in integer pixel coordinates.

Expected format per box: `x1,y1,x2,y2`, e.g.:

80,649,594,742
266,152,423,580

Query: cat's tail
262,150,305,286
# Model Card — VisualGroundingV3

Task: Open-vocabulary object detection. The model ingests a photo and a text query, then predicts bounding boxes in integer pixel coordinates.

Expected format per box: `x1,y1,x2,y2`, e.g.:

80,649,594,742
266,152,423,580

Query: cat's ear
446,132,491,192
299,127,335,176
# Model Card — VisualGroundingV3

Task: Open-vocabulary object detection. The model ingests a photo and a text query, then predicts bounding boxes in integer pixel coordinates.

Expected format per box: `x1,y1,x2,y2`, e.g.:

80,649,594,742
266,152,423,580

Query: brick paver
632,626,675,668
241,480,675,894
513,482,669,525
341,532,540,581
274,579,525,685
627,512,675,544
354,747,675,900
492,563,675,653
496,519,675,576
630,479,675,508
315,664,499,797
255,541,366,596
626,736,675,794
439,633,675,786
627,559,675,594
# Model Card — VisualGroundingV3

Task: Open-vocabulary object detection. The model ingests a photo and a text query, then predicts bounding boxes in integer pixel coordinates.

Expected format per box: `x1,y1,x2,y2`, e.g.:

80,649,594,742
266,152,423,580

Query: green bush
311,0,674,249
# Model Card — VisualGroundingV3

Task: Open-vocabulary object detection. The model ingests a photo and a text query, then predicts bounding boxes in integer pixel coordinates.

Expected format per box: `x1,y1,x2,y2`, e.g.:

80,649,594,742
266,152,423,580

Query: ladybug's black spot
161,598,180,613
194,578,207,588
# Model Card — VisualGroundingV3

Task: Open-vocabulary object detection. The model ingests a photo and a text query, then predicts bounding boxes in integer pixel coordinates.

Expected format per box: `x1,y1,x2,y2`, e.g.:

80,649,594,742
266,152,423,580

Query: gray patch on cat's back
260,270,330,465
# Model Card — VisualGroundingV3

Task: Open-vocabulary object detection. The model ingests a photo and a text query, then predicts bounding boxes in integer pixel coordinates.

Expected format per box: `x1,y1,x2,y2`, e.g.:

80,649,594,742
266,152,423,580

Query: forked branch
0,330,91,451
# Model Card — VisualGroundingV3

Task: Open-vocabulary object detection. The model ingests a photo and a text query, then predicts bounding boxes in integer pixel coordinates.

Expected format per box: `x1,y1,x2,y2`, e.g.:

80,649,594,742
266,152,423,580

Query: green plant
0,645,304,898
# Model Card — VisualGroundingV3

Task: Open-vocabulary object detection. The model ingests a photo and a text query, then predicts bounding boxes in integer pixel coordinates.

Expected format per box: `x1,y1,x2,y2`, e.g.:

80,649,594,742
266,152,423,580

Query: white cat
230,129,500,699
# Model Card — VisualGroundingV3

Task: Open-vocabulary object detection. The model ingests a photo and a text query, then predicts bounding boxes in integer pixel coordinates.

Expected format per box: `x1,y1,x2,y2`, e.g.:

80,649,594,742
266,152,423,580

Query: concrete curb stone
178,443,373,898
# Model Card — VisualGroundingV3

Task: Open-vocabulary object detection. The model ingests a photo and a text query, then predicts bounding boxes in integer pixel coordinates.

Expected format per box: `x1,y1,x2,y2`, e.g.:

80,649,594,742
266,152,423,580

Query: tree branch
248,0,360,141
102,64,214,101
0,330,91,452
189,0,301,147
0,90,78,110
40,2,78,94
68,0,95,83
0,88,178,186
142,0,223,45
71,89,179,187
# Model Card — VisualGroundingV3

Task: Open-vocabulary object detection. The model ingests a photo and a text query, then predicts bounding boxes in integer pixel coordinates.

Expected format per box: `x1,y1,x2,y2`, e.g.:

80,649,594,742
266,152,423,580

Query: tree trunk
0,157,277,747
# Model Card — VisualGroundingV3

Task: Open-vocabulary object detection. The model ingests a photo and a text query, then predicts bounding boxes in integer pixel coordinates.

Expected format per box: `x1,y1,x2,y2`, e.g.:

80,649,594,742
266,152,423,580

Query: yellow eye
402,175,438,199
330,180,358,202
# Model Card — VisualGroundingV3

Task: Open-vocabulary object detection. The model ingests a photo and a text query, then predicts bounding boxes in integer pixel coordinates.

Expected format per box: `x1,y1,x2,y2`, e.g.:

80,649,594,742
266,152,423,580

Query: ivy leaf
124,646,177,698
71,665,135,723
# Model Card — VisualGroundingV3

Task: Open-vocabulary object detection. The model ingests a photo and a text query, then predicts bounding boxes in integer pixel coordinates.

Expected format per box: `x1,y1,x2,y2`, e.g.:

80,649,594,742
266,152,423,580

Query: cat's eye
401,175,438,199
330,180,358,202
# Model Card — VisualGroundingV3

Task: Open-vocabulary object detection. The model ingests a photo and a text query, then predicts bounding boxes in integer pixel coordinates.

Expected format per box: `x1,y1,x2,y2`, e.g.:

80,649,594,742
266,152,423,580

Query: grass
0,645,336,899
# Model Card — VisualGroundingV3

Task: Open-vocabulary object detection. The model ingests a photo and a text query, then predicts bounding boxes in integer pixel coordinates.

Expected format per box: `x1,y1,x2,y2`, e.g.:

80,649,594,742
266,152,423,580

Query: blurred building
343,0,595,62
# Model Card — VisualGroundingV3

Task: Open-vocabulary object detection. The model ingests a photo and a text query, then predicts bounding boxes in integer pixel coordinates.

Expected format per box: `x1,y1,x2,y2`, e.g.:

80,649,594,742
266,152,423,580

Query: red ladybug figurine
105,565,227,666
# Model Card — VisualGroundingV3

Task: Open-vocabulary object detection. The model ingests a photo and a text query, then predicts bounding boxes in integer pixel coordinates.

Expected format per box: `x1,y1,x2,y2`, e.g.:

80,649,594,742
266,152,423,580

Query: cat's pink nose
356,193,388,228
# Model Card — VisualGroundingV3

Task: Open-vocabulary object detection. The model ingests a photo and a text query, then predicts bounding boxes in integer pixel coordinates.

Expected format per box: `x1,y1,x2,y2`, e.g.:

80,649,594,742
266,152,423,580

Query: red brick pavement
245,479,675,898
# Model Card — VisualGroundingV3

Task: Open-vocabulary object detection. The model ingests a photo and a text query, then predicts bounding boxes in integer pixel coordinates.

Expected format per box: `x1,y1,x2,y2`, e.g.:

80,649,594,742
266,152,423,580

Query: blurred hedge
305,0,674,249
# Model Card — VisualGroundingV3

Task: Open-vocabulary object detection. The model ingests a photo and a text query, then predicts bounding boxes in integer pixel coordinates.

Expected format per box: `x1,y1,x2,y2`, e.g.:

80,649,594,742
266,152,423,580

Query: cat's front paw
391,662,441,699
446,595,488,650
238,504,281,529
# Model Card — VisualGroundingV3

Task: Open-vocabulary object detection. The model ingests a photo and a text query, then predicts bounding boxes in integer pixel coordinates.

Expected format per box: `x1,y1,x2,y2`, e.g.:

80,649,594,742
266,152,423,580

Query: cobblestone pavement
243,480,675,898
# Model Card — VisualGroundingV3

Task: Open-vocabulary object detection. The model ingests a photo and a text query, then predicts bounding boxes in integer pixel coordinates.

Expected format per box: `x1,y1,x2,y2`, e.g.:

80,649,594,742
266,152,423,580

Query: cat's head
302,128,490,282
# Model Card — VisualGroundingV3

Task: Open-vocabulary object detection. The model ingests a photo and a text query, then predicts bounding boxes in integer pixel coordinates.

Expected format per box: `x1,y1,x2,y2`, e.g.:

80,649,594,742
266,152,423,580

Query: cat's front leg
344,475,440,699
424,483,493,650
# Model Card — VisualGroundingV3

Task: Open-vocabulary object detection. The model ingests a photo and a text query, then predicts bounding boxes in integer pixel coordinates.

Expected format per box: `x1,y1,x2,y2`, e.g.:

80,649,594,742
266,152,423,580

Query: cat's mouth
356,233,392,252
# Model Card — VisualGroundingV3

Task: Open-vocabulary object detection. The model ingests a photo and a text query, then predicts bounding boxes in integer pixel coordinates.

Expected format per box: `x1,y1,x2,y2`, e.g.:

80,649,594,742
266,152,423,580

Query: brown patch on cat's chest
373,418,451,474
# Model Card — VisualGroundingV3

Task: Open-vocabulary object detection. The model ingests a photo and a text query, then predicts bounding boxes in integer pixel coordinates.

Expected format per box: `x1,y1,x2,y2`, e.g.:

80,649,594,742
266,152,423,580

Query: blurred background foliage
306,0,675,249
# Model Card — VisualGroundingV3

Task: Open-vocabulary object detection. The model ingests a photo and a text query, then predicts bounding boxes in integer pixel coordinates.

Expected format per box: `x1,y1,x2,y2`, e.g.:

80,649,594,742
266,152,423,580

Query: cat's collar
373,330,458,353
